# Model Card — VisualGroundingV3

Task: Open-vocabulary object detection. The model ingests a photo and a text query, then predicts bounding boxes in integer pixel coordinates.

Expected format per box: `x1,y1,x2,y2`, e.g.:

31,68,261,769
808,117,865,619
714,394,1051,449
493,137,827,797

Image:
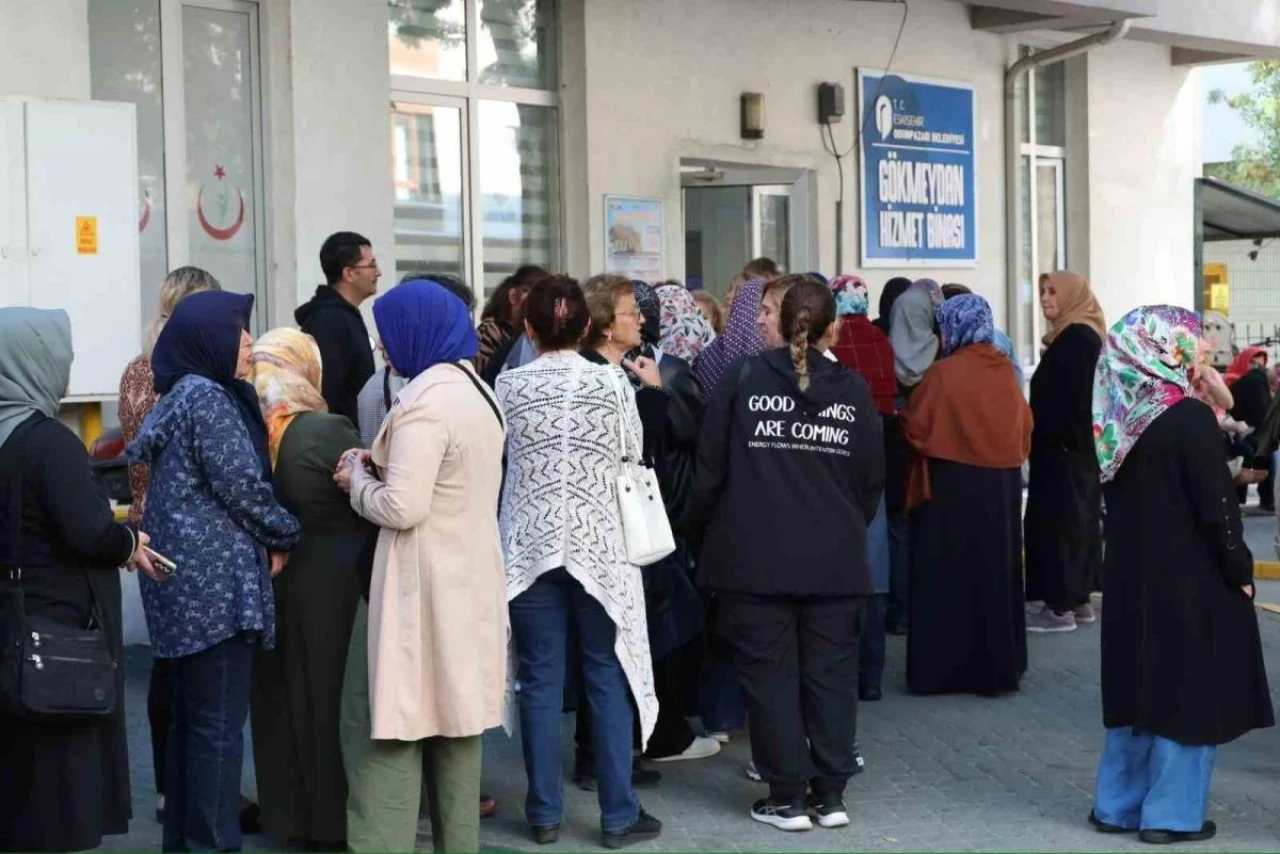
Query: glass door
751,185,791,272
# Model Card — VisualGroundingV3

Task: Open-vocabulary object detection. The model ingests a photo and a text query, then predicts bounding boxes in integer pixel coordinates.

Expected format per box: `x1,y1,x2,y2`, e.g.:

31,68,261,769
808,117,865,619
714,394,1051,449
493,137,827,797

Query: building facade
2,0,1279,375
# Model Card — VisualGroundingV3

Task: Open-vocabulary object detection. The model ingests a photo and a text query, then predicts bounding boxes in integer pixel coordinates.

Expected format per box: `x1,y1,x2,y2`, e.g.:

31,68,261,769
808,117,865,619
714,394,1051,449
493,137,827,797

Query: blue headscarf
373,278,478,379
936,294,995,357
151,290,271,478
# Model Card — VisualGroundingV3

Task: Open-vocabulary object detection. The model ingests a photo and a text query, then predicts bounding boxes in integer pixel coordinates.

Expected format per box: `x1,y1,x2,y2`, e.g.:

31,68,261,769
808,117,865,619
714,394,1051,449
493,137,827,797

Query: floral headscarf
251,328,328,467
828,275,869,317
696,277,767,393
1092,306,1201,483
656,283,716,364
936,294,995,356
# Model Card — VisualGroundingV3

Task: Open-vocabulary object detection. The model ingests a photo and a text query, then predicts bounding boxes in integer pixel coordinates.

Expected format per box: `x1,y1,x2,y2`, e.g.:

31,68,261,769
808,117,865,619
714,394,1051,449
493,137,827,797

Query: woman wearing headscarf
941,284,1024,384
657,283,717,366
1024,271,1107,634
825,275,893,700
129,291,302,852
872,276,912,335
695,276,768,394
902,294,1031,697
116,265,224,828
882,279,942,635
0,309,156,853
249,329,372,851
1090,307,1273,844
1226,345,1275,510
498,276,663,849
334,279,506,854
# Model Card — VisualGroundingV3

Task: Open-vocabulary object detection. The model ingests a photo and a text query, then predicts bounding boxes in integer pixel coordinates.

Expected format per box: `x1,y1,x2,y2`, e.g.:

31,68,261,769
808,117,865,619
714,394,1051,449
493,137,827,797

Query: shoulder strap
449,362,505,430
382,367,393,413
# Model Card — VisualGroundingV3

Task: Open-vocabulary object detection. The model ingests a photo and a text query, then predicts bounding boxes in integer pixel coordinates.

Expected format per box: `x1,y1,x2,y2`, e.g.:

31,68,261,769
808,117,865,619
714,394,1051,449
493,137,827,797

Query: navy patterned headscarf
936,294,995,357
151,290,271,479
632,281,662,348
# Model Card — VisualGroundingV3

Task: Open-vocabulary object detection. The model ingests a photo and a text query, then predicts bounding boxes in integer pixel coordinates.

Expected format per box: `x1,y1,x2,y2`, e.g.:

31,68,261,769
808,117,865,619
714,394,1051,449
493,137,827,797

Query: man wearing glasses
296,231,381,423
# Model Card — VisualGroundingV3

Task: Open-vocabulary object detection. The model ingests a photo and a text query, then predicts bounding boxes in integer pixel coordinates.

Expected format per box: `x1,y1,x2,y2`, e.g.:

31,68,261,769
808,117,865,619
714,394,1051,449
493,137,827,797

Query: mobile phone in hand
145,546,177,576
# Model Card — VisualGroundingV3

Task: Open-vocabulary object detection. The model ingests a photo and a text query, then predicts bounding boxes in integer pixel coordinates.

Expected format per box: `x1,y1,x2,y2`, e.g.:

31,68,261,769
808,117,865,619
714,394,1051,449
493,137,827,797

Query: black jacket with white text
692,348,885,597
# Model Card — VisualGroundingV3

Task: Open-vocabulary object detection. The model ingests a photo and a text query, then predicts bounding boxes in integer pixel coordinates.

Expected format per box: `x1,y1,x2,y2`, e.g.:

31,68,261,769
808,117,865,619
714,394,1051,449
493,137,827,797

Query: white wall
576,0,1009,319
1084,39,1200,323
0,0,90,100
286,0,394,312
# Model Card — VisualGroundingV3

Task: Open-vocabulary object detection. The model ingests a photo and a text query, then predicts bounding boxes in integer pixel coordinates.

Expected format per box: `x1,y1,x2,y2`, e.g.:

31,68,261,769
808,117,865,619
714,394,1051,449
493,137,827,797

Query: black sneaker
1139,820,1217,845
601,809,662,849
1088,810,1133,834
808,792,850,829
751,798,813,832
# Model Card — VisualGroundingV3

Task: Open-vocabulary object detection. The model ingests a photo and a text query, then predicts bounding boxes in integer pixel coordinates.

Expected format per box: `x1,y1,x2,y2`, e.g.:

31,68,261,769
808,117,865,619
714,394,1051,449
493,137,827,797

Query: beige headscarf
1041,271,1107,349
250,328,328,467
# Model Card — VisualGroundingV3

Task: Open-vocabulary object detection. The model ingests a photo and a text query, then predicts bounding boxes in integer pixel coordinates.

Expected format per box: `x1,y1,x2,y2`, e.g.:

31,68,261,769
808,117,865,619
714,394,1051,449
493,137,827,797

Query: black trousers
719,593,866,802
149,656,173,796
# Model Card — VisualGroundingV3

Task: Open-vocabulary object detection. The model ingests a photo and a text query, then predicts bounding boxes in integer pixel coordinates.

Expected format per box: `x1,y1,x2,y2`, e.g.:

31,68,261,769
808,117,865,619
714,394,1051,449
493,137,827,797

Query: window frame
389,0,563,317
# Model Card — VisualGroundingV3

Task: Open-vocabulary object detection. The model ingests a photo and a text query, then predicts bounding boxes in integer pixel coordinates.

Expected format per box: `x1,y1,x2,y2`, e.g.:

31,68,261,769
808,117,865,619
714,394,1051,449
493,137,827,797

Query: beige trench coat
349,361,508,741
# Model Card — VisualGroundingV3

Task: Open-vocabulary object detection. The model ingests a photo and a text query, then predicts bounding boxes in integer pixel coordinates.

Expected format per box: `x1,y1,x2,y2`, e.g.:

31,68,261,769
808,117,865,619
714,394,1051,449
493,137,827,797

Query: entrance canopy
1198,177,1280,242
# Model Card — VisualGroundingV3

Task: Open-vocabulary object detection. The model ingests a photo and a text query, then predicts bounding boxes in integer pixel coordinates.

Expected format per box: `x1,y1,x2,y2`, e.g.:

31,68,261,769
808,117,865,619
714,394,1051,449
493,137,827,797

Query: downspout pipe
1004,18,1130,362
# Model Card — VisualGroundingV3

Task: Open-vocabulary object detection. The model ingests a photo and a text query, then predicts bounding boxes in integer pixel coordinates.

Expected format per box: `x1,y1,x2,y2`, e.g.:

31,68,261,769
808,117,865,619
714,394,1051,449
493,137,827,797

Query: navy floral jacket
128,375,300,658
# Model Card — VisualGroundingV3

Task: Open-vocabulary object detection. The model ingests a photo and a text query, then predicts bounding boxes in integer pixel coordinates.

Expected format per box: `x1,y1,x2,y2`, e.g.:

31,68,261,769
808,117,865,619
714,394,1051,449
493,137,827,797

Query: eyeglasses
616,309,643,319
350,261,380,271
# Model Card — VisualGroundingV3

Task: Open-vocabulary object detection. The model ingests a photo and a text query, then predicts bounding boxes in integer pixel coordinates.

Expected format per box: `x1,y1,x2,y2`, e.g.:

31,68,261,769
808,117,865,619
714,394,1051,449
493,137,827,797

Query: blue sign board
858,69,977,268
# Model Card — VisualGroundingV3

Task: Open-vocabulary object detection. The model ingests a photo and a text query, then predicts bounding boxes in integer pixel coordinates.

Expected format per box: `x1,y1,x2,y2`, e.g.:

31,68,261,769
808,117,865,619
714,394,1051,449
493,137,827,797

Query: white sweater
495,349,657,743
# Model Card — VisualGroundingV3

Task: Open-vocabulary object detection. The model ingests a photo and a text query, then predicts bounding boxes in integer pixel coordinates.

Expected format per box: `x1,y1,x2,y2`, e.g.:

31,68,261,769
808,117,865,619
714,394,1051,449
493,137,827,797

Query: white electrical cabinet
0,98,141,400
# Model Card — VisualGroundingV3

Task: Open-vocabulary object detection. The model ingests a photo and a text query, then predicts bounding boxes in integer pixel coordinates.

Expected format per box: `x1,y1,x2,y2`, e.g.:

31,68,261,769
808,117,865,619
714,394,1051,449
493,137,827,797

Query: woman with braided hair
692,279,884,832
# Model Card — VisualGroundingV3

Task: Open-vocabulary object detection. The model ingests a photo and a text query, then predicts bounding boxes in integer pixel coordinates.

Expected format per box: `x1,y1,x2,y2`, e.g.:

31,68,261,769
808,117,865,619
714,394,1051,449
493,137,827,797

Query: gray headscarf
0,308,72,449
889,279,943,388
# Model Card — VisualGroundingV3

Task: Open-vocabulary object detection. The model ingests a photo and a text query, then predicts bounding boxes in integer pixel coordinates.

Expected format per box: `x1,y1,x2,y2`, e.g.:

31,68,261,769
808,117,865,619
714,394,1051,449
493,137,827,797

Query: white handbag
608,370,676,566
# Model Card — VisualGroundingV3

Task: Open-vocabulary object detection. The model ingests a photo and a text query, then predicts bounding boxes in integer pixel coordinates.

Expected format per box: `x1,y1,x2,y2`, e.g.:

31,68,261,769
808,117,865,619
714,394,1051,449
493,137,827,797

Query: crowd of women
0,250,1271,852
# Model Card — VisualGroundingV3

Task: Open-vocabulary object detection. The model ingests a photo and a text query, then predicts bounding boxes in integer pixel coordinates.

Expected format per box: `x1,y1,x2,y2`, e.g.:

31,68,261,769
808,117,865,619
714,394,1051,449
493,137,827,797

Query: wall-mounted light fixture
740,92,764,140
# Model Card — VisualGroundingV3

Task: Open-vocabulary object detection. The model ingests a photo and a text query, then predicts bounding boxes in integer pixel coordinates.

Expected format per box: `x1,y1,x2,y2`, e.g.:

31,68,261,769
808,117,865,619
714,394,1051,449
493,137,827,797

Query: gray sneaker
1026,606,1077,633
1074,602,1097,624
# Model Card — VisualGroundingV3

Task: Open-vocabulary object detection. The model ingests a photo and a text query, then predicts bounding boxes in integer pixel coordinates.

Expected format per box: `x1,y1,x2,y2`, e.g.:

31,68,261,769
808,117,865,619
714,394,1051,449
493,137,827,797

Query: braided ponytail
790,306,812,391
780,278,837,393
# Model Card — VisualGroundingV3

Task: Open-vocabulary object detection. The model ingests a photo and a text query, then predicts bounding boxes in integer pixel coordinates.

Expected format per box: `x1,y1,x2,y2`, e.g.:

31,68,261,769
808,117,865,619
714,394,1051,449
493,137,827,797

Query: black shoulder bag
0,421,119,720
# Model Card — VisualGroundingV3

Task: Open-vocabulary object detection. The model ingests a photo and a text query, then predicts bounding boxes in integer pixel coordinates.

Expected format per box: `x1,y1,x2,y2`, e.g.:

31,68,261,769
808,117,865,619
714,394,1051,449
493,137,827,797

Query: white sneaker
744,759,763,782
707,730,731,744
651,735,721,762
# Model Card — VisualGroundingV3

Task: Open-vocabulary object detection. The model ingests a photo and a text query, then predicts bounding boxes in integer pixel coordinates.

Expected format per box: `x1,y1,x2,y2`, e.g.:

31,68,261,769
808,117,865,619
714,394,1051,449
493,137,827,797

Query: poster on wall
858,69,977,268
605,196,664,281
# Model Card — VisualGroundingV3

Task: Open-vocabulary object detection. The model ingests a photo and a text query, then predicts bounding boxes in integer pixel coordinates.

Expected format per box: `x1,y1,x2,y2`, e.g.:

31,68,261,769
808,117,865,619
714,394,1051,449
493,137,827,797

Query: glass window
1019,155,1034,360
478,0,556,89
183,4,263,308
389,0,467,81
478,100,560,297
391,102,466,282
1034,61,1066,148
88,0,167,334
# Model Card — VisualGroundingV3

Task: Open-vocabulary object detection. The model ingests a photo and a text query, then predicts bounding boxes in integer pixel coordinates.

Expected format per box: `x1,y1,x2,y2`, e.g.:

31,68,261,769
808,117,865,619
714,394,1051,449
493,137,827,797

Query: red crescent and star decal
196,165,246,241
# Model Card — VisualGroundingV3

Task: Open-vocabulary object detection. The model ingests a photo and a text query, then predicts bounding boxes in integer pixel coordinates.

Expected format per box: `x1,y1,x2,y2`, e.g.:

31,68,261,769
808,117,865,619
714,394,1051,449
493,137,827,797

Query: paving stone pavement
102,597,1280,854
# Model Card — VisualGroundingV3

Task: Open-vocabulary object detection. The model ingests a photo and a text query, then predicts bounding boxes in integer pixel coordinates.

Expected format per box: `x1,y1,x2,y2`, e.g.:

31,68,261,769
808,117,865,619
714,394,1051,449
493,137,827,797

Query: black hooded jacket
295,285,375,424
692,348,884,597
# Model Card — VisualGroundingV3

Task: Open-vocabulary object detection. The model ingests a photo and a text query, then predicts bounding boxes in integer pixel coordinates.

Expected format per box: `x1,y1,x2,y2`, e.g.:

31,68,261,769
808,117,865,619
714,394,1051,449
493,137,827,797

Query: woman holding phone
129,290,301,853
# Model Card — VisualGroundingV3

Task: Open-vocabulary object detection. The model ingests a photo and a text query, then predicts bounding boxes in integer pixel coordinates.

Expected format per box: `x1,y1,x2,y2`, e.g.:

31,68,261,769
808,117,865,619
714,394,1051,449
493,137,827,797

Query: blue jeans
1094,727,1216,832
163,634,255,852
510,569,640,832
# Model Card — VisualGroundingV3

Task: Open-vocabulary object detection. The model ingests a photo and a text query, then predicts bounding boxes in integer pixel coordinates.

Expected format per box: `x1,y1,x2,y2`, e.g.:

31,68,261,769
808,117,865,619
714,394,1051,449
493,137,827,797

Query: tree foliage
1207,61,1280,200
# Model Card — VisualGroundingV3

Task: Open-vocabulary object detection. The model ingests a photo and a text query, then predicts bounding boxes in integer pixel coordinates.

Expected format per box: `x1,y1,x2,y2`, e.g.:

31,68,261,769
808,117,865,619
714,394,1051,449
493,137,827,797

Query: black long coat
1024,324,1103,610
1101,398,1274,746
0,414,136,852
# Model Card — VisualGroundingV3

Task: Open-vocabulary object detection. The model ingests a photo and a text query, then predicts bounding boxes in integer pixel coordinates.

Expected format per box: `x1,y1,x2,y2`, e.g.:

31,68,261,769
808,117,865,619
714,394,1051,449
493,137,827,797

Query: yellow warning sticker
76,216,98,255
